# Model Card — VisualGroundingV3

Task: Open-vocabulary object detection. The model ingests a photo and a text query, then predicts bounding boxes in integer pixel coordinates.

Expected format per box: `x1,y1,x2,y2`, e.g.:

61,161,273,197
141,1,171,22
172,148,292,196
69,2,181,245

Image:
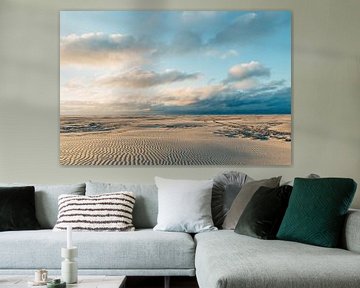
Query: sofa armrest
342,209,360,253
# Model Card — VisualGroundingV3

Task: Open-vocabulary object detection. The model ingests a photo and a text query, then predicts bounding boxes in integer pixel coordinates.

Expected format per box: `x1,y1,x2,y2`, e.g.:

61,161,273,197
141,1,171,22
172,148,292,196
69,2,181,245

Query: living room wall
0,0,359,207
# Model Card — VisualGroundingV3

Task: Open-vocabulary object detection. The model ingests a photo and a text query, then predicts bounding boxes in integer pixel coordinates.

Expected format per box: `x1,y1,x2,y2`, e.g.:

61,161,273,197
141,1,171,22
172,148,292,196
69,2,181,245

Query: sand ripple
60,118,291,166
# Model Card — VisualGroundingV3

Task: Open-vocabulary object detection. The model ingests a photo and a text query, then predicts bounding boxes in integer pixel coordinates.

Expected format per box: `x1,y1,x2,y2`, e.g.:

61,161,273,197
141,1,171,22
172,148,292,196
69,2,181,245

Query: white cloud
60,32,154,67
226,61,270,82
229,79,258,90
96,69,201,88
154,84,227,107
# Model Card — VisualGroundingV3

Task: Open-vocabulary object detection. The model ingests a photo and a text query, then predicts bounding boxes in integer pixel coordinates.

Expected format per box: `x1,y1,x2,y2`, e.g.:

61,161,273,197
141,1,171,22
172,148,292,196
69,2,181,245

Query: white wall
0,0,359,207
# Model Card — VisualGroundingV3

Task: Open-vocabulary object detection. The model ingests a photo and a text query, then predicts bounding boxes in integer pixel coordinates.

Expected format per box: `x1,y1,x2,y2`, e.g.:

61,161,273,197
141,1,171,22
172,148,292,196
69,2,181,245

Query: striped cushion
53,192,136,232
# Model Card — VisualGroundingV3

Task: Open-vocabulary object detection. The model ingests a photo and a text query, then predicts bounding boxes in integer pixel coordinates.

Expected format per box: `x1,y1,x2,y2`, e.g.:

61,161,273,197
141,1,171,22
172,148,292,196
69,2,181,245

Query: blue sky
60,11,291,116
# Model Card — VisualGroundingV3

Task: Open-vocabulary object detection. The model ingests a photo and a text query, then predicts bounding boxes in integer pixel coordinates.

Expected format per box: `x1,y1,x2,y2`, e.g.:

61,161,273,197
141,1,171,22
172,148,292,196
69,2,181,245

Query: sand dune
60,115,291,166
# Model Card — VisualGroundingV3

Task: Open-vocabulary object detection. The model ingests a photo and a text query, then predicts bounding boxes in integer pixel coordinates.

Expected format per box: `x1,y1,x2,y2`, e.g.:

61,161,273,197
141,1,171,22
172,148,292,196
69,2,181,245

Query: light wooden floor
126,276,199,288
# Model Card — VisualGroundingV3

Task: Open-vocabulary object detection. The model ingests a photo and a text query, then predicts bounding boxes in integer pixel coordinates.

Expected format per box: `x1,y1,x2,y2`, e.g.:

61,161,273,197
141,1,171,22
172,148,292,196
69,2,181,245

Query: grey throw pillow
153,177,217,233
222,176,281,230
212,171,251,228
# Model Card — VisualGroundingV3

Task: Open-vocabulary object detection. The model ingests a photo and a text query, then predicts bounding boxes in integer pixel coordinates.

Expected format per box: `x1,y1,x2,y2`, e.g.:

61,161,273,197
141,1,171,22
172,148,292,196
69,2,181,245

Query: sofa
195,213,360,288
0,179,360,288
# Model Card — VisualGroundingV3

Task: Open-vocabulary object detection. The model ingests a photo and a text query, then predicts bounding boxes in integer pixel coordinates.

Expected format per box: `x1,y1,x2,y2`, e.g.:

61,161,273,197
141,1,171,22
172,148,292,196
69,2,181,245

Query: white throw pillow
53,192,135,232
153,177,217,233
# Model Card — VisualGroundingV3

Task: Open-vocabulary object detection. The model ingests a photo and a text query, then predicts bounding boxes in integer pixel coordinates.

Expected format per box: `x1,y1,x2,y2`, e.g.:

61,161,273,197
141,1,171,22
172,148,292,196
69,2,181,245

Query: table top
0,275,126,288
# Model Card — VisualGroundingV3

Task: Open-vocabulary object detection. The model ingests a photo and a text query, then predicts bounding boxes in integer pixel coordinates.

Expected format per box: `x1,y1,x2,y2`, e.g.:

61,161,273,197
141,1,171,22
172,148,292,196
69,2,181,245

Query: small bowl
47,279,66,288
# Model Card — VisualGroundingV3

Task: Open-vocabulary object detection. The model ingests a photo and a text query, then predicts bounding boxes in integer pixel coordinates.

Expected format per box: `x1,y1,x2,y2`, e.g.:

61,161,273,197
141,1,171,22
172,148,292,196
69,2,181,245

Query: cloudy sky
60,11,291,116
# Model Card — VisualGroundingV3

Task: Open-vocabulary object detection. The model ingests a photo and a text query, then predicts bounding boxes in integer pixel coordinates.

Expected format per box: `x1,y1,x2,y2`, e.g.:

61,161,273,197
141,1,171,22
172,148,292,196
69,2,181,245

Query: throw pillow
153,177,217,233
212,171,251,228
222,176,281,230
0,186,41,231
53,192,136,231
277,178,357,248
234,185,293,239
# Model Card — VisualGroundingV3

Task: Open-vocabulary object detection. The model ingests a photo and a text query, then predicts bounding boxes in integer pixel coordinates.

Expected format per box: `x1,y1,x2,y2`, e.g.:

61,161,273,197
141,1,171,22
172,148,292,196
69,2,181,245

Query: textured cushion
212,171,250,228
195,230,360,288
222,176,281,229
154,177,216,233
0,229,195,271
53,192,135,232
86,182,157,229
235,185,292,239
0,186,40,231
0,183,85,228
277,178,357,248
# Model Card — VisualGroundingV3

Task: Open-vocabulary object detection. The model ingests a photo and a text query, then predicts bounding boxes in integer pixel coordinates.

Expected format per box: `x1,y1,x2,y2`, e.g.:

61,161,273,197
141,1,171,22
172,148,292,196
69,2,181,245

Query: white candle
67,225,72,249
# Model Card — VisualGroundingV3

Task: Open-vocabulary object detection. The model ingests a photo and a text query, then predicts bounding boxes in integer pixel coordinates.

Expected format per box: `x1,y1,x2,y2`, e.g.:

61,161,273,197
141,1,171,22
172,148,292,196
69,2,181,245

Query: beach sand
60,115,291,166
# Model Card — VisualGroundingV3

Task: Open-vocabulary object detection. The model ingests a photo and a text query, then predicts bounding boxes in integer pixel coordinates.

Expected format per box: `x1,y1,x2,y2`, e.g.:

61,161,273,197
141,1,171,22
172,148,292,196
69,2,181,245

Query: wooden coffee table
0,275,126,288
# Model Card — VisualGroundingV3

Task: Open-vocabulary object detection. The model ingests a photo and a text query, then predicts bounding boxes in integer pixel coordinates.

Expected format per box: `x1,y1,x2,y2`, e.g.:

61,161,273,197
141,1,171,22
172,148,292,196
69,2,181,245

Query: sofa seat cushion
195,230,360,288
0,229,195,270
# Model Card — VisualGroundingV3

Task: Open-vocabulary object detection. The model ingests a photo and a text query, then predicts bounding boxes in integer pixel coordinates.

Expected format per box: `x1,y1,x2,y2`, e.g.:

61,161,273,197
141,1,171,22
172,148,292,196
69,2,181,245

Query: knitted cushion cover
53,192,136,232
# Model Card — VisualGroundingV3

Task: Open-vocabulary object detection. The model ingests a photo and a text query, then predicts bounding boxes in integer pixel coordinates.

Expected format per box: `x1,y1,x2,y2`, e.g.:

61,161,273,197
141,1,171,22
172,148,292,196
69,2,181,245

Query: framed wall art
60,10,292,166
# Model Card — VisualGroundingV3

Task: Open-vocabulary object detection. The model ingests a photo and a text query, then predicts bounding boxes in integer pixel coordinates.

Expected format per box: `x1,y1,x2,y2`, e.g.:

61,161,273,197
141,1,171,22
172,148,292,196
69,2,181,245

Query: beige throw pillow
222,176,281,230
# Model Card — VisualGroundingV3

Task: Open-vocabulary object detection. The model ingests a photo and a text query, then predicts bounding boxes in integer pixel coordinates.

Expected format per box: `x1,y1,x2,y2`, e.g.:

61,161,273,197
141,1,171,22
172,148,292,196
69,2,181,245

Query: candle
67,225,72,249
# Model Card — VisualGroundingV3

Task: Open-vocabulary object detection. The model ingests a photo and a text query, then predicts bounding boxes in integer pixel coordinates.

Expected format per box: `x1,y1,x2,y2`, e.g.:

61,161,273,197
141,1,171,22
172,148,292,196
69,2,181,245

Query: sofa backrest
86,181,158,229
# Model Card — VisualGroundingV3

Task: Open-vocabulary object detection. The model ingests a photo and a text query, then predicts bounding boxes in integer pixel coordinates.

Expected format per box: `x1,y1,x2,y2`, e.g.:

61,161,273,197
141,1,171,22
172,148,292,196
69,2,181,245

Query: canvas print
60,11,292,166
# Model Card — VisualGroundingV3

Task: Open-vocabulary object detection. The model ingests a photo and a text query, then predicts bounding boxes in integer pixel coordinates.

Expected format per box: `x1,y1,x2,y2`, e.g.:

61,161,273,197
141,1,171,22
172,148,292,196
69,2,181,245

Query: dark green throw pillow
0,186,41,231
234,185,293,239
277,178,357,247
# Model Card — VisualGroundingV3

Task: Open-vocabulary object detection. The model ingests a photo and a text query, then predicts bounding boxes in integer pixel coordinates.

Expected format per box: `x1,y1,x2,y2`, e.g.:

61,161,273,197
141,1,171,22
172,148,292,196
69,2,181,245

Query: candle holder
61,247,78,284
